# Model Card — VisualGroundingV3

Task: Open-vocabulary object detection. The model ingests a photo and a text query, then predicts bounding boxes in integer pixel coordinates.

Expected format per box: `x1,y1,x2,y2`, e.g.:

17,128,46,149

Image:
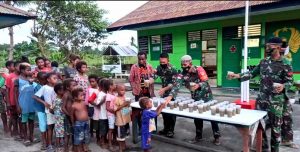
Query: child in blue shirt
139,97,168,152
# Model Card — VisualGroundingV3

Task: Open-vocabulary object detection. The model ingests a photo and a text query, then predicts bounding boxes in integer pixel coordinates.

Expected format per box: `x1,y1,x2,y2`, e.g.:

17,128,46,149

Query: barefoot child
139,97,168,152
105,79,117,150
34,72,48,150
62,78,78,151
114,84,131,152
71,88,90,152
34,72,58,151
53,83,65,150
15,63,38,146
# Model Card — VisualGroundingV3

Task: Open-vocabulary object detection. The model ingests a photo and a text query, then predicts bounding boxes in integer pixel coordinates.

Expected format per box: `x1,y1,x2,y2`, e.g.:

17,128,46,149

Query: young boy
86,75,99,140
53,83,65,150
114,84,131,152
14,63,38,146
33,72,58,151
94,78,108,148
62,78,78,151
34,72,48,150
71,88,90,152
139,97,168,152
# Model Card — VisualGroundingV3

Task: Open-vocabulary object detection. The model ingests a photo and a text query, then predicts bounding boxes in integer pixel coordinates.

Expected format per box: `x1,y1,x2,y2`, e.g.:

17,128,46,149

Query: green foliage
33,1,108,60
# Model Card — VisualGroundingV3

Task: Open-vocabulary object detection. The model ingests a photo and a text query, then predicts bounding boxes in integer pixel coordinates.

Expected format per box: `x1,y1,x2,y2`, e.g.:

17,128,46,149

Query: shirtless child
62,78,77,151
71,88,90,152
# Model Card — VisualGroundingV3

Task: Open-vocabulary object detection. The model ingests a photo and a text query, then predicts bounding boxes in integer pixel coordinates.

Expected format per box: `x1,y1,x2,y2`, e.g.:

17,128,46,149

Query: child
86,75,99,140
34,72,48,150
94,78,108,148
14,63,38,146
139,97,168,152
105,79,117,150
73,61,89,96
33,72,58,151
71,88,90,152
62,78,78,151
114,84,131,152
53,83,65,150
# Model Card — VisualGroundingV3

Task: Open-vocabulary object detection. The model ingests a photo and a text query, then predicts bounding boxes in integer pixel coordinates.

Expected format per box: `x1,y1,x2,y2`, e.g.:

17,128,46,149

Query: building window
238,24,261,37
151,35,161,44
162,34,173,53
138,36,149,53
202,29,217,52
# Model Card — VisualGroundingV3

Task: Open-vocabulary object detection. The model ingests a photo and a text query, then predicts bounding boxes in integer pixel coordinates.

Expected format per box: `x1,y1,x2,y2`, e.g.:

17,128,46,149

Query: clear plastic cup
236,105,241,114
170,102,175,110
210,106,217,115
198,104,204,114
178,103,184,111
193,103,198,111
188,104,194,112
219,107,225,117
227,108,233,118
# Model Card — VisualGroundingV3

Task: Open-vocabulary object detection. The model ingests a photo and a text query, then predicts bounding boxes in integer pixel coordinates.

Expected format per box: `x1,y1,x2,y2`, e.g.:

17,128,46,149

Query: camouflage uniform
239,56,293,152
154,64,178,134
281,57,294,143
169,66,220,139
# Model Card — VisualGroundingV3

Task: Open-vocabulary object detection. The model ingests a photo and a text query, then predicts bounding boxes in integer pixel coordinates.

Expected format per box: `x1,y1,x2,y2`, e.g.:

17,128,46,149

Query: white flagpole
242,0,250,102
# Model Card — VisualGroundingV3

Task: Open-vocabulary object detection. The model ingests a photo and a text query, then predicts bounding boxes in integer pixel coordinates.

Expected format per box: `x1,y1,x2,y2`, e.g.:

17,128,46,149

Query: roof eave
107,1,300,32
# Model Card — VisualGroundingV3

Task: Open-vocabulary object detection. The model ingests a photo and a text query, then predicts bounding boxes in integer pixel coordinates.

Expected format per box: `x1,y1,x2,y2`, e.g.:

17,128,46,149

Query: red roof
108,1,278,30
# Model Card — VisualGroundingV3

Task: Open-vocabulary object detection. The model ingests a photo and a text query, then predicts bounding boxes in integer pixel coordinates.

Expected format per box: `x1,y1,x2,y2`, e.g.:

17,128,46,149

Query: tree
2,0,32,60
32,1,108,61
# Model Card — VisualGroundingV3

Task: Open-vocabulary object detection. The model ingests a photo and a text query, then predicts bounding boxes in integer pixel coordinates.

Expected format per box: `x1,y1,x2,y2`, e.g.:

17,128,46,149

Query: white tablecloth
131,102,267,127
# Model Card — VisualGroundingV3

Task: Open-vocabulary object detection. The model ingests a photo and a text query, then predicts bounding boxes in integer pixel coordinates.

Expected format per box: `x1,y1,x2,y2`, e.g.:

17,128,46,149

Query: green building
107,1,300,88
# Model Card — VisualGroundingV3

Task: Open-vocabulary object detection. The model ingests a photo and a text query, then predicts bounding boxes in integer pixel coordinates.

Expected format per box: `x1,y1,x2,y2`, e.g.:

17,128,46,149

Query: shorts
37,112,47,132
55,116,65,138
46,112,55,125
64,116,72,135
0,101,5,113
21,112,35,123
108,115,115,129
73,121,90,145
93,120,100,131
87,106,94,118
141,133,151,150
9,106,18,117
99,119,108,136
116,125,127,141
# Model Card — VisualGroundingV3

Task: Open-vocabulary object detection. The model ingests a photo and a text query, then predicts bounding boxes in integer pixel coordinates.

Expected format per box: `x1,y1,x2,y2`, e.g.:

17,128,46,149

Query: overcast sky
0,1,148,47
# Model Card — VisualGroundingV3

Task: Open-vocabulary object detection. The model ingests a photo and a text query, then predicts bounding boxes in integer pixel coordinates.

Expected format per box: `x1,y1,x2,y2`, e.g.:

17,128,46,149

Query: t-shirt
34,83,45,112
106,93,116,117
6,73,18,106
74,74,89,96
34,85,56,113
53,98,64,117
18,78,37,114
33,67,52,78
93,91,106,120
141,109,157,137
63,66,78,79
115,96,131,126
85,87,99,106
139,66,150,96
0,76,5,88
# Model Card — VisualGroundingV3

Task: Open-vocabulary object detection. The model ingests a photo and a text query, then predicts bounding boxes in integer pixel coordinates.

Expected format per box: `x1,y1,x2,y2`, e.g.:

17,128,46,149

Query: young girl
139,97,168,152
114,84,131,152
53,83,65,150
73,61,89,95
15,63,38,146
105,79,117,150
34,72,58,151
85,74,99,139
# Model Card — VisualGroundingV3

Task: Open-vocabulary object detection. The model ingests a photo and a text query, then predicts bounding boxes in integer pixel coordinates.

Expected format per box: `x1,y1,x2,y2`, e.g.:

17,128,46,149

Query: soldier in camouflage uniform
153,53,178,138
228,37,293,152
166,55,221,145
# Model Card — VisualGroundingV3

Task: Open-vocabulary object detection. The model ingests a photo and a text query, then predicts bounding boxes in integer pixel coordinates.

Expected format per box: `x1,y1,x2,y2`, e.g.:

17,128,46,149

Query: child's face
75,91,85,101
145,100,153,109
80,65,88,73
24,67,32,77
89,78,97,88
57,89,64,96
68,81,77,91
36,59,45,69
117,86,126,96
7,65,15,72
48,75,58,85
45,60,51,68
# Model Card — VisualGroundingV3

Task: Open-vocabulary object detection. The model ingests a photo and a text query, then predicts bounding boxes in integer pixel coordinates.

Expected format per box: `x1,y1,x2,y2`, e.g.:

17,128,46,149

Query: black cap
267,37,282,44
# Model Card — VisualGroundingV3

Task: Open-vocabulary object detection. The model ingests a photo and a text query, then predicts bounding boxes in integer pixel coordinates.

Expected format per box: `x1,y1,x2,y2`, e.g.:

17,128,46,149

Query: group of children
0,55,170,152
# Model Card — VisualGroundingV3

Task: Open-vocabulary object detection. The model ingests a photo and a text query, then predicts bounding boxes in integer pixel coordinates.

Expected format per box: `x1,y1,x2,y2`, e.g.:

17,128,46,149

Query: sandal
23,140,32,146
31,138,40,144
14,136,23,141
40,144,47,150
281,141,299,149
